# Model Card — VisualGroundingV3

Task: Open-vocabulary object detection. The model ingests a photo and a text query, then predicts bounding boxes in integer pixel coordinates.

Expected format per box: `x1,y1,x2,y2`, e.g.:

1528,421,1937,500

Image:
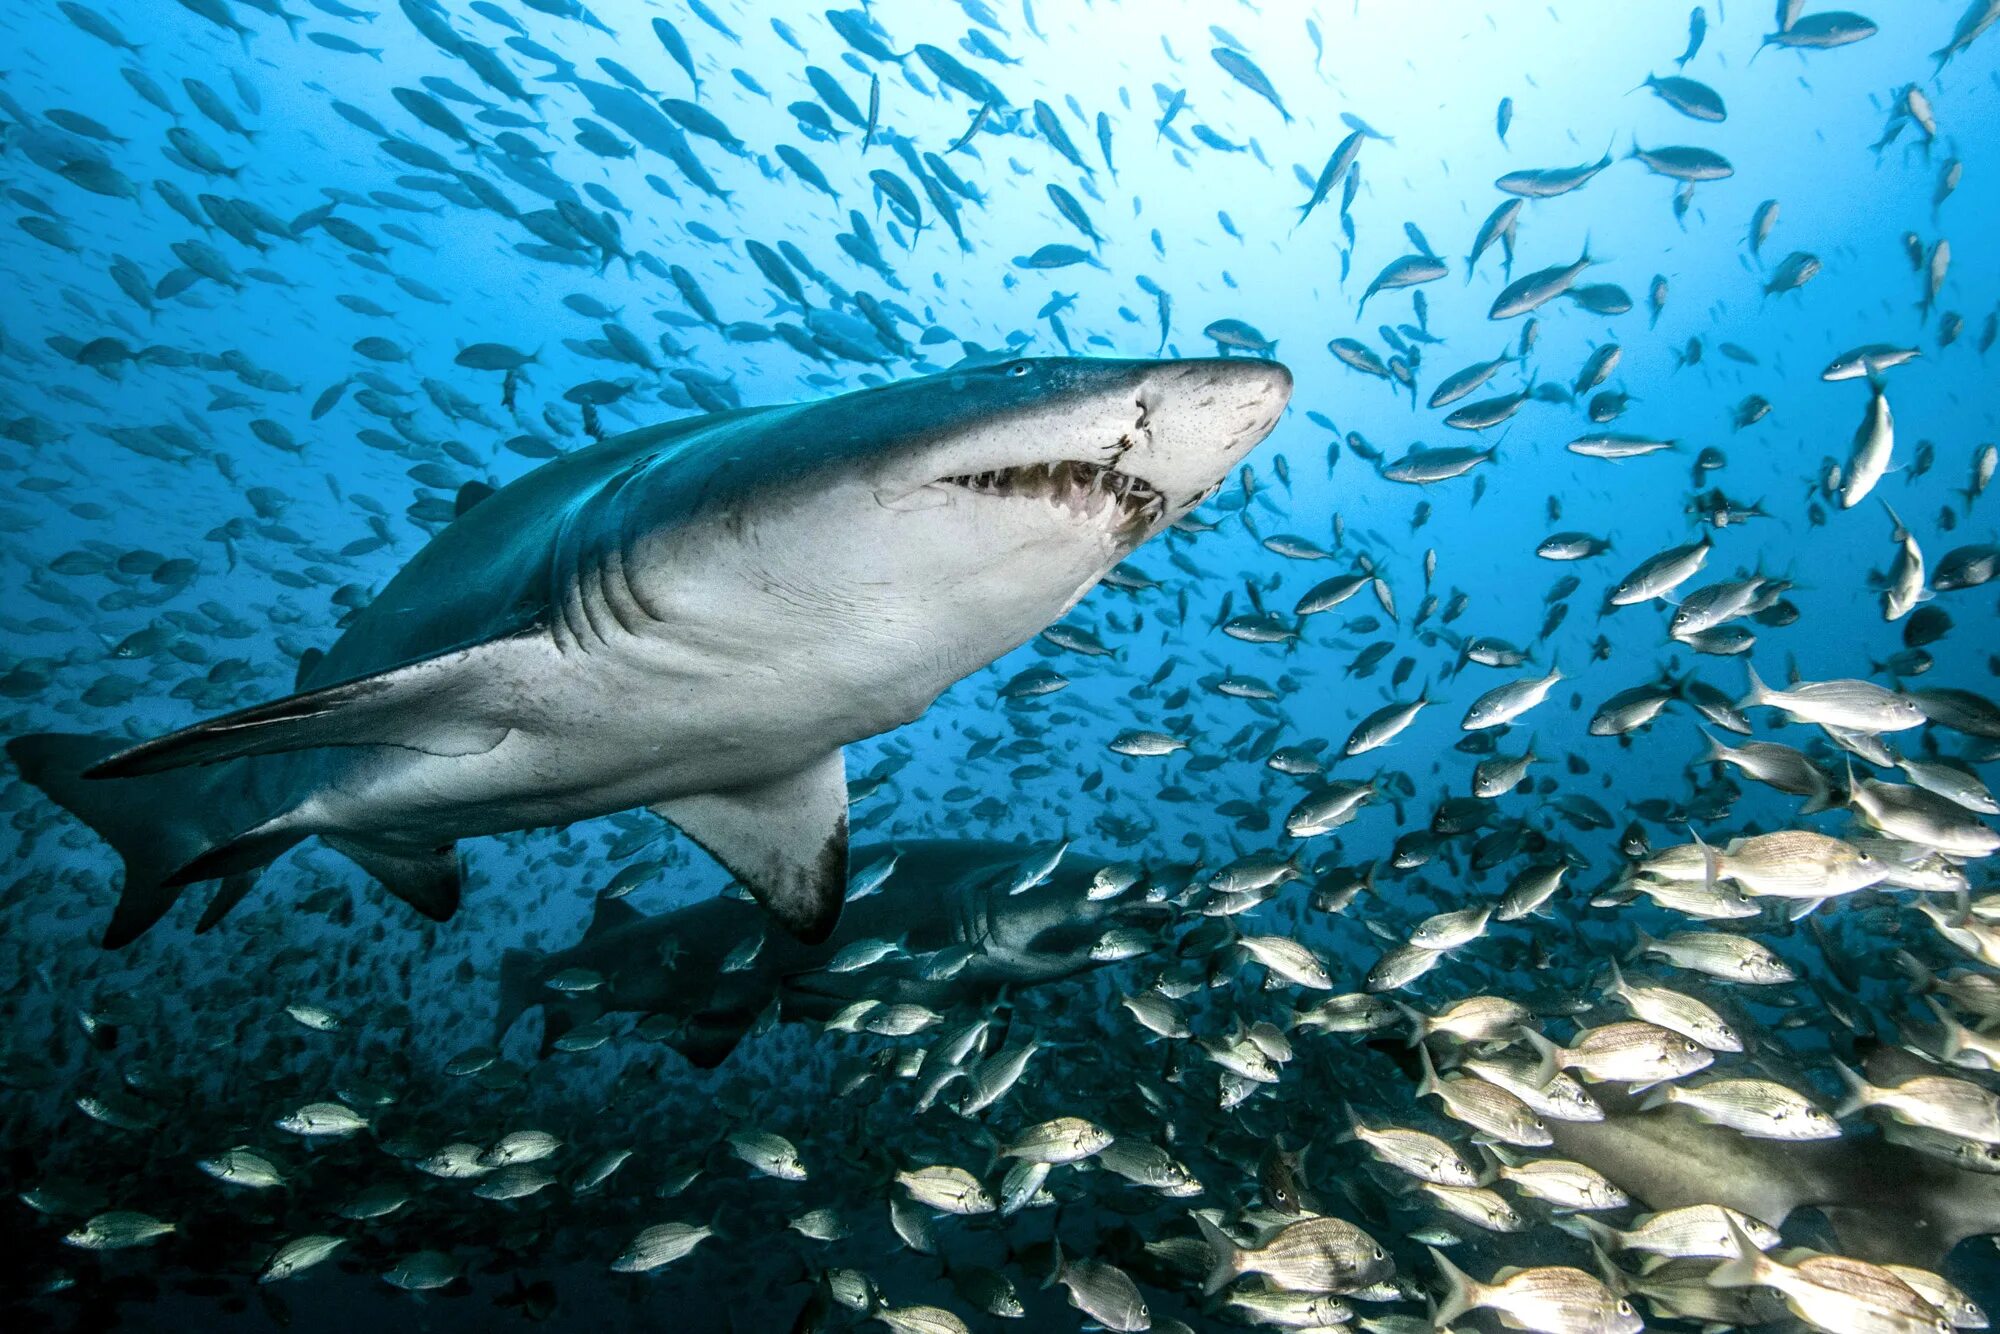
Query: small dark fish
1257,1140,1321,1215
1676,6,1707,68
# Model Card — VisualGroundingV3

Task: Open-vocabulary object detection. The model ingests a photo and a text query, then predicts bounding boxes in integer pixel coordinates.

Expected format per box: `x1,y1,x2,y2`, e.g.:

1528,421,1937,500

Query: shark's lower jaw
938,460,1166,536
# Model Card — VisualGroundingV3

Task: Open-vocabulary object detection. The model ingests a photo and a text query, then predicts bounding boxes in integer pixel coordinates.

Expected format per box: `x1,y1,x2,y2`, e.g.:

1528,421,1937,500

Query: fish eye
1617,1301,1634,1315
1373,1247,1385,1259
1006,361,1032,377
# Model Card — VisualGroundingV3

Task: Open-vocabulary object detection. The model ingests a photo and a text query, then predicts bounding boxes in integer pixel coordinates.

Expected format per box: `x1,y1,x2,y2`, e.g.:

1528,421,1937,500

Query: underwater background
2,0,1999,1330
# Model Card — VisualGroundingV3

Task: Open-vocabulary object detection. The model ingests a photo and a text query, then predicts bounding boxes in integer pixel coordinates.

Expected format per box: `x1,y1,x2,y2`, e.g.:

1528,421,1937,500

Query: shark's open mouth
939,460,1166,532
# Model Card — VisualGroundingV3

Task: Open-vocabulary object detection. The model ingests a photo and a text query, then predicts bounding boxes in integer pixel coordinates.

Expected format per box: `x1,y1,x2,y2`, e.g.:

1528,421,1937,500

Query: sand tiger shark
10,356,1290,947
1550,1047,2000,1272
496,839,1192,1066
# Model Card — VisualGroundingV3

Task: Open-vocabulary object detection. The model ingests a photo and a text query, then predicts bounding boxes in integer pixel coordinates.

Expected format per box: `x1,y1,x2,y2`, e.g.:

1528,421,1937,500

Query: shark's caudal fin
6,733,292,947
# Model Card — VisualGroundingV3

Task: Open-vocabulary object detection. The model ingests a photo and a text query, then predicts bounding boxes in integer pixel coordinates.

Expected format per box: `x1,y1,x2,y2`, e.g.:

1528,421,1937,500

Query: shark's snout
1130,357,1292,508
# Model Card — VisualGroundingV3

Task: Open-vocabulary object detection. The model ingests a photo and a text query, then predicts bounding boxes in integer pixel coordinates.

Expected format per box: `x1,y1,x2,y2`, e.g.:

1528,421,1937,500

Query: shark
8,356,1290,948
495,839,1191,1067
1549,1046,2000,1271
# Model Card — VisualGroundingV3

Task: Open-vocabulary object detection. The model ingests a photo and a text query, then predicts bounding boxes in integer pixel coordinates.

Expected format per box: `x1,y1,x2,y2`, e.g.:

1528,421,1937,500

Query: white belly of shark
8,355,1291,949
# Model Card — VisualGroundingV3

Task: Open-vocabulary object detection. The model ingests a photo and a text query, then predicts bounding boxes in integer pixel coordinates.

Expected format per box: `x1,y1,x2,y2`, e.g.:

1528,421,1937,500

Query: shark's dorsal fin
293,647,324,690
584,894,645,941
653,750,848,944
454,480,497,518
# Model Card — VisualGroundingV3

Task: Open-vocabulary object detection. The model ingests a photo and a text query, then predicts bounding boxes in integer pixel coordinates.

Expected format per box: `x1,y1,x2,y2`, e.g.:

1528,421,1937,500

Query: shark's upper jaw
870,357,1290,538
935,458,1167,537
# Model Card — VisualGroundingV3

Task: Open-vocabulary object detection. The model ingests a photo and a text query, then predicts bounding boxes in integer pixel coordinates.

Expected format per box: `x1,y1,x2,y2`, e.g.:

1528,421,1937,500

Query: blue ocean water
2,0,1998,1330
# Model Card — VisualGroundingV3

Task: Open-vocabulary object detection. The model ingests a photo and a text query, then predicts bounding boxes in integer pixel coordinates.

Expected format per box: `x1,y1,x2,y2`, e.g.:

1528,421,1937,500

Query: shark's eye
1006,361,1032,377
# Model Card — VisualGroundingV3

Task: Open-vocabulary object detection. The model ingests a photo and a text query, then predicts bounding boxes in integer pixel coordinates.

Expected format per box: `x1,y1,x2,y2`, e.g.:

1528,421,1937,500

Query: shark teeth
940,460,1166,531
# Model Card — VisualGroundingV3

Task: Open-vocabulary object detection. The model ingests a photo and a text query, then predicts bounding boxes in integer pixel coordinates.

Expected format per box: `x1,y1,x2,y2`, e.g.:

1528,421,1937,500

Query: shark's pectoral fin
326,837,462,923
81,638,532,779
653,751,848,944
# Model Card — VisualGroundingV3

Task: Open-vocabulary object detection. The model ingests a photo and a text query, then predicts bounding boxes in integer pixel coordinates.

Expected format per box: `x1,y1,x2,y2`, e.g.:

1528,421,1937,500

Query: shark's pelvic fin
195,875,260,934
653,749,848,944
675,1009,762,1069
324,836,462,923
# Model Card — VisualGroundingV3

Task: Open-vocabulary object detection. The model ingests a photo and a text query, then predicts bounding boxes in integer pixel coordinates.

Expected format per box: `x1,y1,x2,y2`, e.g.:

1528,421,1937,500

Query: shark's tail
7,733,295,947
496,948,546,1048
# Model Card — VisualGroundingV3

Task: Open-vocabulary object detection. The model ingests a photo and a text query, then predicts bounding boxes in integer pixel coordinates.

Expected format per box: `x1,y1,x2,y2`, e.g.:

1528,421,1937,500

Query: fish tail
1415,1041,1441,1100
1335,1101,1363,1143
1687,824,1722,890
1574,1215,1622,1254
1520,1027,1562,1088
1392,1000,1425,1048
1040,1232,1066,1291
1705,1216,1773,1289
1739,661,1776,709
1927,998,1966,1061
1192,1213,1243,1296
1427,1245,1484,1328
7,733,294,947
1829,1057,1872,1119
1697,728,1731,767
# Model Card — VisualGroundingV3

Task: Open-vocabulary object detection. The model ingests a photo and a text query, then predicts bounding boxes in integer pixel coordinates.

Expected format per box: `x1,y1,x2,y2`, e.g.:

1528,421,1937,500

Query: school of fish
2,0,2000,1331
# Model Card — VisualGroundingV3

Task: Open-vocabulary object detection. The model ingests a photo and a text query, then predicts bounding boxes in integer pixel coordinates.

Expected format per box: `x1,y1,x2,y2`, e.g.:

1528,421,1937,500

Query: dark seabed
2,0,2000,1331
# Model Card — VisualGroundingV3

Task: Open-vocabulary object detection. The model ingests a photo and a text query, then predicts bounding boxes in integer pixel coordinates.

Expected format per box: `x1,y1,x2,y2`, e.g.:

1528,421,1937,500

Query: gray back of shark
496,840,1183,1066
9,358,1289,948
